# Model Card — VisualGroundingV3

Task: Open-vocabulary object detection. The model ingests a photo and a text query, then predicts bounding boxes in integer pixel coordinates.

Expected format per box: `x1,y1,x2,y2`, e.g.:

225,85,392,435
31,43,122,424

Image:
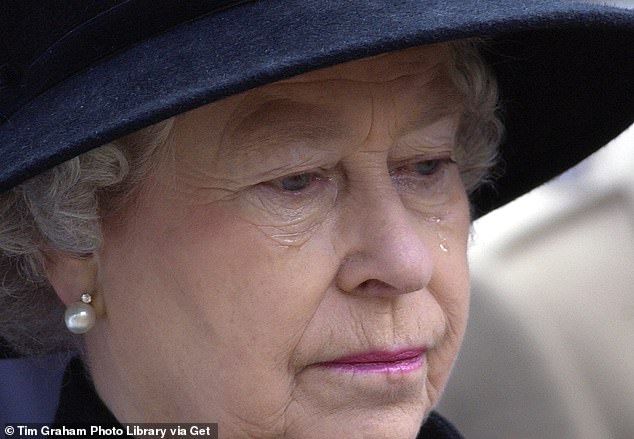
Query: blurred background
440,110,634,439
439,3,634,436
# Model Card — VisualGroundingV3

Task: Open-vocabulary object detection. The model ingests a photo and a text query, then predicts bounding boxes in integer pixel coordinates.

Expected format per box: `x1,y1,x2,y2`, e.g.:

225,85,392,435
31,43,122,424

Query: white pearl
64,301,96,334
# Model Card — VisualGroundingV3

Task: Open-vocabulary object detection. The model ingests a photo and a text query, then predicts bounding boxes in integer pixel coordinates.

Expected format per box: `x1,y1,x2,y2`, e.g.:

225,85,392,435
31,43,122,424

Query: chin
284,403,426,439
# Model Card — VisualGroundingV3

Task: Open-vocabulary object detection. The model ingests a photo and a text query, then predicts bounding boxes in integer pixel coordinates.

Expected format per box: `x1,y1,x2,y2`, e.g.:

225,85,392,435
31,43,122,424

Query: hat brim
1,0,633,217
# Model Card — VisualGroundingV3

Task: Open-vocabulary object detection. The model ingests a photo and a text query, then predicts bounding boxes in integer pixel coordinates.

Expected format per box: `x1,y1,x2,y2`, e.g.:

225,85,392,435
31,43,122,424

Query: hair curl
0,40,502,356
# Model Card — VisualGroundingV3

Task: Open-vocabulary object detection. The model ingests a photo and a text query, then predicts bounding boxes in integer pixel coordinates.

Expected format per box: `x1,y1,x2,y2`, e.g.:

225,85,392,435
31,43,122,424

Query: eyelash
390,157,455,182
266,157,455,194
266,171,330,193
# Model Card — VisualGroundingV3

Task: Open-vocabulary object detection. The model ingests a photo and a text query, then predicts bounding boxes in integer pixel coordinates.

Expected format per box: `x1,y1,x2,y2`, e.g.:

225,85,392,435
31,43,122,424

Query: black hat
1,0,633,216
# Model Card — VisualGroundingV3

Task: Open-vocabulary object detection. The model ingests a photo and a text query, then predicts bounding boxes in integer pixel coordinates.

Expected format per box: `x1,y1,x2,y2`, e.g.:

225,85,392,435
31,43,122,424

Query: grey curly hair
0,39,502,356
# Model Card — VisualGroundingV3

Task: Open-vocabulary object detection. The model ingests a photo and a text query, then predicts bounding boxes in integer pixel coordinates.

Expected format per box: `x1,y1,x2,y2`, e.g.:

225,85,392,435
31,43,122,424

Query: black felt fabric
1,0,633,217
54,358,120,425
417,412,465,439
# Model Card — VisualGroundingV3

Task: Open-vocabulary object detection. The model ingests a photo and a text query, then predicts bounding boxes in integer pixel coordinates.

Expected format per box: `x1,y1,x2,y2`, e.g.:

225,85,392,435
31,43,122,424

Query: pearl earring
64,293,96,334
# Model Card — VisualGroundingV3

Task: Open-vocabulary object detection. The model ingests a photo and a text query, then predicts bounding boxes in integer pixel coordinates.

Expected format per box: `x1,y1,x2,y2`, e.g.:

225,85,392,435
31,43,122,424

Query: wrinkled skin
51,44,471,439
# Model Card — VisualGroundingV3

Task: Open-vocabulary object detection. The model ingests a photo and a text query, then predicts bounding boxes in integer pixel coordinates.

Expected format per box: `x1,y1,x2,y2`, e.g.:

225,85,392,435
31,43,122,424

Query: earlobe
43,252,98,307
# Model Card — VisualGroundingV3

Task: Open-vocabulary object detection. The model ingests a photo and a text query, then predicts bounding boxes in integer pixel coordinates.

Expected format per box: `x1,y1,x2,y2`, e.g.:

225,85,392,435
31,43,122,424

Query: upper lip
322,348,426,365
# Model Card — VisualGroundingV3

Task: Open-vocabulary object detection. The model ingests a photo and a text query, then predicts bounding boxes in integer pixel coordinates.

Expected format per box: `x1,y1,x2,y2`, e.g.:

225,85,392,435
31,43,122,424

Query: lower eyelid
390,160,454,191
244,176,338,225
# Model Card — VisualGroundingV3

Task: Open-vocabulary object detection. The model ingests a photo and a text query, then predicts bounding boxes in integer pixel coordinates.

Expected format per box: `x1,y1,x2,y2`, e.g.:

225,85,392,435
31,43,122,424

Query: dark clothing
416,412,465,439
55,358,464,438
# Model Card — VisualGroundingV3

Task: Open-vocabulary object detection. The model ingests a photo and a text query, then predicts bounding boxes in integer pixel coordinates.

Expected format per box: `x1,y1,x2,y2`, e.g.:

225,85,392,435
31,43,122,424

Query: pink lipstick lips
318,348,426,374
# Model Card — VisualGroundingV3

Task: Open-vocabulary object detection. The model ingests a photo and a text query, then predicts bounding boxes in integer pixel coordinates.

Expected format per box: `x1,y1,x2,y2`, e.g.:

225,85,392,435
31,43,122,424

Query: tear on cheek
248,195,335,247
257,221,324,247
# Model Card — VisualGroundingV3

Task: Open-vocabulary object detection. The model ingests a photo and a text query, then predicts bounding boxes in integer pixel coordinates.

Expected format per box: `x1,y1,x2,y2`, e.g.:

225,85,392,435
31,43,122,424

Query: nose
335,177,433,298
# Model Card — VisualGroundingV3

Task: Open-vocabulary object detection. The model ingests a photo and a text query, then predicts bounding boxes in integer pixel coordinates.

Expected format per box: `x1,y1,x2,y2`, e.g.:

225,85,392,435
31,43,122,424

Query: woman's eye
415,160,442,176
261,170,332,196
275,173,313,192
389,157,456,193
398,158,454,178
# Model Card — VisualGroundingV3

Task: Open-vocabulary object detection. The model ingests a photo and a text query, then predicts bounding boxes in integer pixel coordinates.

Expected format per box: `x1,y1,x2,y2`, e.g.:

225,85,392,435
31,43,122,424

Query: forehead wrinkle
248,150,333,181
389,114,459,163
397,72,463,137
217,96,349,166
281,44,451,84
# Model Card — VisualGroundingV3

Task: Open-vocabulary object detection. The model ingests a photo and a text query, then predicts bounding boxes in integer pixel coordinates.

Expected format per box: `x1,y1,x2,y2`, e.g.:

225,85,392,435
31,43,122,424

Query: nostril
358,279,386,291
356,278,420,296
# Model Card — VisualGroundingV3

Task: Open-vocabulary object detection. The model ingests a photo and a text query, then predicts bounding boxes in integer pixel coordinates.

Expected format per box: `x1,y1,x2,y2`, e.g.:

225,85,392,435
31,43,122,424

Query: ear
43,252,97,307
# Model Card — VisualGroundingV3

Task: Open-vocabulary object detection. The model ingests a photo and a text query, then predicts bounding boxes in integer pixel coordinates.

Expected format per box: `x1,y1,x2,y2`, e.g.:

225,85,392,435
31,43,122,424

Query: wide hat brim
1,0,633,217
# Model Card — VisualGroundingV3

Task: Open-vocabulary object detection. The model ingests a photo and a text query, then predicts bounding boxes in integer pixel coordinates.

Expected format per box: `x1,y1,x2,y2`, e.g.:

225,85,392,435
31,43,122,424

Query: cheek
98,196,339,423
424,188,471,401
164,203,337,392
437,183,470,325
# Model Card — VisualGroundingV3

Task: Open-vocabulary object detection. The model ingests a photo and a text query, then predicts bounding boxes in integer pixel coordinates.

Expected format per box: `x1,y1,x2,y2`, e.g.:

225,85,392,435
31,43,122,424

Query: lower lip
318,351,425,374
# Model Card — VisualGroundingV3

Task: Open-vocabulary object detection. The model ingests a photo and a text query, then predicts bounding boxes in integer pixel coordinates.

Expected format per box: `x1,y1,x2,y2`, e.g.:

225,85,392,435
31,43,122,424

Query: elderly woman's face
89,44,470,438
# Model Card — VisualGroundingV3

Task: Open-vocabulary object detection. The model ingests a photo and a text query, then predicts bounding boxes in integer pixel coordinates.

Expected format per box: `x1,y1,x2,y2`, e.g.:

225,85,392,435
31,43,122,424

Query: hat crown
0,0,248,118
